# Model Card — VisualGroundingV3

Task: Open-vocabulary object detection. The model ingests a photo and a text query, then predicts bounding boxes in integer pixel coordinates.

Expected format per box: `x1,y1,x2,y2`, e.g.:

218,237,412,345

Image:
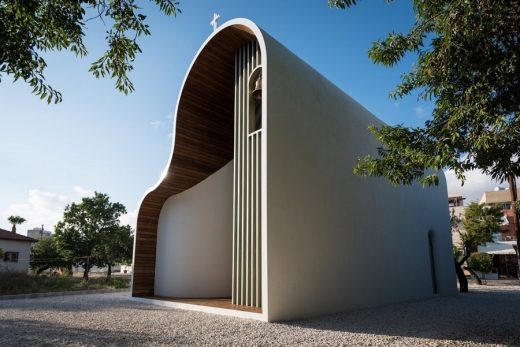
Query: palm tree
7,215,26,234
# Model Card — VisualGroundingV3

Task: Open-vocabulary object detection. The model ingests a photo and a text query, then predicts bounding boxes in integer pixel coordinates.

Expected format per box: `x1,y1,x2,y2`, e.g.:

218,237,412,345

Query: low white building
448,194,465,217
0,228,37,272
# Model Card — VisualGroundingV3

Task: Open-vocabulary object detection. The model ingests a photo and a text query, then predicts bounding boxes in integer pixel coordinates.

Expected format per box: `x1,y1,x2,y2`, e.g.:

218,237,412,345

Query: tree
452,202,502,289
95,225,133,278
0,0,181,103
451,212,468,292
7,215,26,233
54,192,127,279
331,1,520,277
30,237,70,275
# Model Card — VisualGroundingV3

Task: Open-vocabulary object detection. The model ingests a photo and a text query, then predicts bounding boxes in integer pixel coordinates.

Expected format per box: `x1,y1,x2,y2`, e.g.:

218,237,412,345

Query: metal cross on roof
210,13,220,32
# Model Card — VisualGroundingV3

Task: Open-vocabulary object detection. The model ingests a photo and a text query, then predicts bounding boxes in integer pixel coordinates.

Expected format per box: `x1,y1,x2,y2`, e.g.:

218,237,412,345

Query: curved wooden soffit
133,24,257,296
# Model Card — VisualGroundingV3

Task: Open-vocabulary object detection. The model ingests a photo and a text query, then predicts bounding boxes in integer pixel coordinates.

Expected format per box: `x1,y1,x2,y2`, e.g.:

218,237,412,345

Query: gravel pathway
1,283,519,346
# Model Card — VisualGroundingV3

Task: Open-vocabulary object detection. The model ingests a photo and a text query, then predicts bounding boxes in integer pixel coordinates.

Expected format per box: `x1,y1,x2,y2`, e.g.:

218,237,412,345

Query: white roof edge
135,18,267,219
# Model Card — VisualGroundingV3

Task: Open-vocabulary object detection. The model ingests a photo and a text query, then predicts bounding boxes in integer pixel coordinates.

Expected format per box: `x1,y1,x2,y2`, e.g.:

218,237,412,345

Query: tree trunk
507,174,520,280
107,263,112,278
465,266,483,285
454,258,468,292
83,256,90,280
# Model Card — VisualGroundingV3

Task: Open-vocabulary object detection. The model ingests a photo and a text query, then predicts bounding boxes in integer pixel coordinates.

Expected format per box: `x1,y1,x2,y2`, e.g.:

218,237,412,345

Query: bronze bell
251,73,262,100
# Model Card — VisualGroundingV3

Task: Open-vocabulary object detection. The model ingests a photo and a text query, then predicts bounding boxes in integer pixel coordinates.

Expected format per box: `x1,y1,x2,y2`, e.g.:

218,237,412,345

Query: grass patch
0,272,130,295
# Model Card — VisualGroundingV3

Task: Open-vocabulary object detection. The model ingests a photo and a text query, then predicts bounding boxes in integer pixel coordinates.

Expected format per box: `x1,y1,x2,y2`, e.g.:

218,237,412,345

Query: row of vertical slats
232,41,262,307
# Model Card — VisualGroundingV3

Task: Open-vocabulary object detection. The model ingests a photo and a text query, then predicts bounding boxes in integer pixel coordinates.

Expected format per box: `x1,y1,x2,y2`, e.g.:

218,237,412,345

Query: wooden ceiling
132,25,257,296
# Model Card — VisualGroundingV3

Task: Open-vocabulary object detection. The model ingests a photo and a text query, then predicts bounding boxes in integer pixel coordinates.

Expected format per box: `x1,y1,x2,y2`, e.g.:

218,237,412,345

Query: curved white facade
155,161,233,298
132,18,457,322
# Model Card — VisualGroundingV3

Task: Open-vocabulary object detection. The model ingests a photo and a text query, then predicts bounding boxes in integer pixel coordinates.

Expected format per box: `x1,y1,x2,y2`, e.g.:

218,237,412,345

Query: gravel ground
1,283,519,346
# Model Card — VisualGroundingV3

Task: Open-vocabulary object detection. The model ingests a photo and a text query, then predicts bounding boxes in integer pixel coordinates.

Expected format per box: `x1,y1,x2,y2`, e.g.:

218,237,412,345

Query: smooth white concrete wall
262,32,457,321
0,239,33,272
154,161,233,298
138,19,456,322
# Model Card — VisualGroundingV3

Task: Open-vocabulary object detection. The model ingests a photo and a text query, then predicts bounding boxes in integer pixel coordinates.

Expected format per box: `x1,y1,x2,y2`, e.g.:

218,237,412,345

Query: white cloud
167,132,173,139
2,186,139,236
73,185,94,197
166,111,174,119
1,189,71,234
444,169,505,204
414,106,425,116
119,208,138,230
0,186,114,235
150,120,163,129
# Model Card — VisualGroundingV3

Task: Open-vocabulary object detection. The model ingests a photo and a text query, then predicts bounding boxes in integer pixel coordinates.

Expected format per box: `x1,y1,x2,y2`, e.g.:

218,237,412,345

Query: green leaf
1,0,181,103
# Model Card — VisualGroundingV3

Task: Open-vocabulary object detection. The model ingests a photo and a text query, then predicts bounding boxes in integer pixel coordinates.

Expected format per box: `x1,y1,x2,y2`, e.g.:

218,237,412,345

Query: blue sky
0,1,500,234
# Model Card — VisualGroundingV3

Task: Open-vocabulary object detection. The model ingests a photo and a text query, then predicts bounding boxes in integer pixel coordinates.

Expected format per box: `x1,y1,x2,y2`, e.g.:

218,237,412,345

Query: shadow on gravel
0,295,170,314
0,318,188,346
282,288,520,347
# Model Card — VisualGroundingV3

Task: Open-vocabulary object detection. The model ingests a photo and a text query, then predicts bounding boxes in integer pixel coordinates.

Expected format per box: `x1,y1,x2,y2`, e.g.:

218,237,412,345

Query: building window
253,90,262,131
4,252,19,262
249,67,262,133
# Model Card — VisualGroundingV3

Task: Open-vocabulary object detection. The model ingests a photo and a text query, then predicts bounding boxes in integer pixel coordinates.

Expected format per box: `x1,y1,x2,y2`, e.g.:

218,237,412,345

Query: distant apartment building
478,187,519,277
27,226,52,240
480,187,520,241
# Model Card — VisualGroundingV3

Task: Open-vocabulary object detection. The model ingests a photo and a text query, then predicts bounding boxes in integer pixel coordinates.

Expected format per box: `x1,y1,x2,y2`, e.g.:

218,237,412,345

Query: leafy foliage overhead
330,1,520,186
0,0,181,103
327,0,359,9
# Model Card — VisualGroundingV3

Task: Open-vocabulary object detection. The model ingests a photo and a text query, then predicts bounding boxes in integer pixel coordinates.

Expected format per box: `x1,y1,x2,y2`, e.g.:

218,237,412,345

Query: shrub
468,252,493,274
0,272,130,295
111,278,129,289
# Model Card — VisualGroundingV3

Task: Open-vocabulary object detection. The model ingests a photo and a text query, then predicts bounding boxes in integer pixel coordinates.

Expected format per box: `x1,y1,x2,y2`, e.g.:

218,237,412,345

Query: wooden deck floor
141,296,262,313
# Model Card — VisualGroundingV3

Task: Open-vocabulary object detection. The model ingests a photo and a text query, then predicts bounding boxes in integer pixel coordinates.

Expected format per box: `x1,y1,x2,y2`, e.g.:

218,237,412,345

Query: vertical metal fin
232,41,262,307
